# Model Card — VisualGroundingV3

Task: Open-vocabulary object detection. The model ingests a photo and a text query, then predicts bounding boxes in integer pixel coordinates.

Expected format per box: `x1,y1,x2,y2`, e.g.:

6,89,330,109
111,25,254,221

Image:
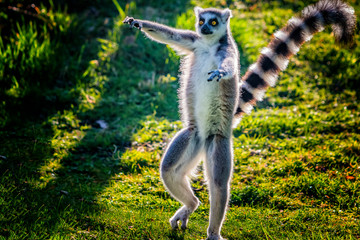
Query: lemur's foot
206,235,226,240
123,16,142,30
207,70,226,82
169,206,193,230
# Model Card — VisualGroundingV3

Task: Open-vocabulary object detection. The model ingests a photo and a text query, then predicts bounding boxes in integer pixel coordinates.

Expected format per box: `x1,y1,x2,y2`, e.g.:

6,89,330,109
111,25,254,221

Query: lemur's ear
194,7,203,16
221,8,232,22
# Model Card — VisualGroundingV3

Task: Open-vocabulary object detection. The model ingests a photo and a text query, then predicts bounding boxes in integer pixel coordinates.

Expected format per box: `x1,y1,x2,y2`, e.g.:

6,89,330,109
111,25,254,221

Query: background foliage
0,0,359,239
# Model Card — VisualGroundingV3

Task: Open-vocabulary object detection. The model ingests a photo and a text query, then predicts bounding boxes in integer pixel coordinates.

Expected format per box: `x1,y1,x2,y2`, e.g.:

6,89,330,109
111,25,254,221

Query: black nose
201,25,212,35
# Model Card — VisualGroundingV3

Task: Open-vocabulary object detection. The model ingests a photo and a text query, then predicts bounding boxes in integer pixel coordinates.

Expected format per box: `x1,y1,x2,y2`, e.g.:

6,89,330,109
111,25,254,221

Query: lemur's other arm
208,36,238,82
123,17,199,53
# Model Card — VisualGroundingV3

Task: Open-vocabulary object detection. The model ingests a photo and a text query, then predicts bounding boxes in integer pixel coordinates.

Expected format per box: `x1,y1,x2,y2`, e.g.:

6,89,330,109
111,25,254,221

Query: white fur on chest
190,42,223,139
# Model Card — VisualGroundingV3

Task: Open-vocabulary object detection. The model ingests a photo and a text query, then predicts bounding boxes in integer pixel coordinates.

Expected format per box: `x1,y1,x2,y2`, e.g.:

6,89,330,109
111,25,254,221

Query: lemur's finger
217,72,225,81
207,73,216,81
208,70,222,81
123,16,134,24
129,20,142,30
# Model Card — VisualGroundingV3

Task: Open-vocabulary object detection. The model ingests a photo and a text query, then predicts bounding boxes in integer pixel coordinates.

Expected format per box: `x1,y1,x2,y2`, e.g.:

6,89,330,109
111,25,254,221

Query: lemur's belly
191,59,228,139
185,48,234,139
193,71,226,139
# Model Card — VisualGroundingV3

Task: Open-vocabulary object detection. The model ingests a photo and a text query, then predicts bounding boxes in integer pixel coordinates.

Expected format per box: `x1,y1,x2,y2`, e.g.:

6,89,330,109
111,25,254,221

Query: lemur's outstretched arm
123,17,199,53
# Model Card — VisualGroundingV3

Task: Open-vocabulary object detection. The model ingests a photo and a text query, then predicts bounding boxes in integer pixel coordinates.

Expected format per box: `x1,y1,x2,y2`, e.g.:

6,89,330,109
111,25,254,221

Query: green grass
1,0,360,239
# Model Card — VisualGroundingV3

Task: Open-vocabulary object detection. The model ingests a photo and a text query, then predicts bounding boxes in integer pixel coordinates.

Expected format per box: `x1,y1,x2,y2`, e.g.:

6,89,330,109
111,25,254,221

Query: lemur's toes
170,206,192,230
169,217,188,230
180,218,188,230
206,236,226,240
170,218,179,230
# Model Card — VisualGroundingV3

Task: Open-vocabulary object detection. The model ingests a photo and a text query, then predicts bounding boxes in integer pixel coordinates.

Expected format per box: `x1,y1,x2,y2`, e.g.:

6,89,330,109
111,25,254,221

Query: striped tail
234,0,356,124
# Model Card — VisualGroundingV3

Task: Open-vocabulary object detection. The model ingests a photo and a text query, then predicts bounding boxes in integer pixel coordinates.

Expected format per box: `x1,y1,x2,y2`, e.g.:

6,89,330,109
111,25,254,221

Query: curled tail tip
303,0,357,45
329,0,356,45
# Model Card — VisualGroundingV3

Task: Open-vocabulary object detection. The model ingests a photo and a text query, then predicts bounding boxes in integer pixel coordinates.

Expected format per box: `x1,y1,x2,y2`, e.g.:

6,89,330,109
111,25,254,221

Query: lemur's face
194,7,232,37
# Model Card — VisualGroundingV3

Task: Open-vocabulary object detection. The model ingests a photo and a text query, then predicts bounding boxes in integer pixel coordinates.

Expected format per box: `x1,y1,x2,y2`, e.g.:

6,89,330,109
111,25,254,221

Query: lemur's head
194,7,232,37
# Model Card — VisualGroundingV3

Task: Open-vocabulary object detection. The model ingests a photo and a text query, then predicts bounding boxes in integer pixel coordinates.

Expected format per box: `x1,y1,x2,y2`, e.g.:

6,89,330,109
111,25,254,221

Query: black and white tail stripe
234,0,356,118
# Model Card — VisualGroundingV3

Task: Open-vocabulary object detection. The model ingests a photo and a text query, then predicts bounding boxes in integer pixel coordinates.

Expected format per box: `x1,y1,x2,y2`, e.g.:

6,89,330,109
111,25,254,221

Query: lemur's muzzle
201,25,213,35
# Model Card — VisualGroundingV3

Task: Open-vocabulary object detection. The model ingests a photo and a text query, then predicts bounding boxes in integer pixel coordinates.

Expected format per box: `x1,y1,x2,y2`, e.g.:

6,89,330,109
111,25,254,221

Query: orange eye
199,20,204,25
211,21,217,26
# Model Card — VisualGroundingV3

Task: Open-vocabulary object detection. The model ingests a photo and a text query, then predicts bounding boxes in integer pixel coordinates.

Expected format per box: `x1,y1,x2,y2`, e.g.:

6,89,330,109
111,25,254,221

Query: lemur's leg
204,134,232,240
160,127,203,230
123,17,199,52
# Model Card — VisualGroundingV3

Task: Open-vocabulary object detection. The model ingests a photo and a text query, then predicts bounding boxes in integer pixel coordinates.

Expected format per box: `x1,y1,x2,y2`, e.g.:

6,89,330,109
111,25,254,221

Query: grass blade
112,0,126,19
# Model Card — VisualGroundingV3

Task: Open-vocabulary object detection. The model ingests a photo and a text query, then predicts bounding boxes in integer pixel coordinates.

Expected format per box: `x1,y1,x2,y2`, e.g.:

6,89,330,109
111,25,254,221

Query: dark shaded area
0,0,112,128
0,0,190,238
0,0,118,237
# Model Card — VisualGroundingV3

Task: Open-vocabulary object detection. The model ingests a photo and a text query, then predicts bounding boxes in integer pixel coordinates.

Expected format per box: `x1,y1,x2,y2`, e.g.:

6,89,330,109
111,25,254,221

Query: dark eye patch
208,18,218,26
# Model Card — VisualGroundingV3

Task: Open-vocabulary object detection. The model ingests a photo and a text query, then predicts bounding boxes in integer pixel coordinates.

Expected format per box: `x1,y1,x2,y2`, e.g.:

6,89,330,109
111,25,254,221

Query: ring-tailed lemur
123,1,356,239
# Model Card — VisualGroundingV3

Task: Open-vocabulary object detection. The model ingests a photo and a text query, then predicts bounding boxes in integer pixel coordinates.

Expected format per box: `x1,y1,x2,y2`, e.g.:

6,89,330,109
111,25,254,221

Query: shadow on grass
0,0,191,238
168,230,186,240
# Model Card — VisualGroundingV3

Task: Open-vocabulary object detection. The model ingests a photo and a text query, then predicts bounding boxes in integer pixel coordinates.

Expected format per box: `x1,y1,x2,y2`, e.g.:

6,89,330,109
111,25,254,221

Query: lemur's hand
207,70,227,82
123,16,142,30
